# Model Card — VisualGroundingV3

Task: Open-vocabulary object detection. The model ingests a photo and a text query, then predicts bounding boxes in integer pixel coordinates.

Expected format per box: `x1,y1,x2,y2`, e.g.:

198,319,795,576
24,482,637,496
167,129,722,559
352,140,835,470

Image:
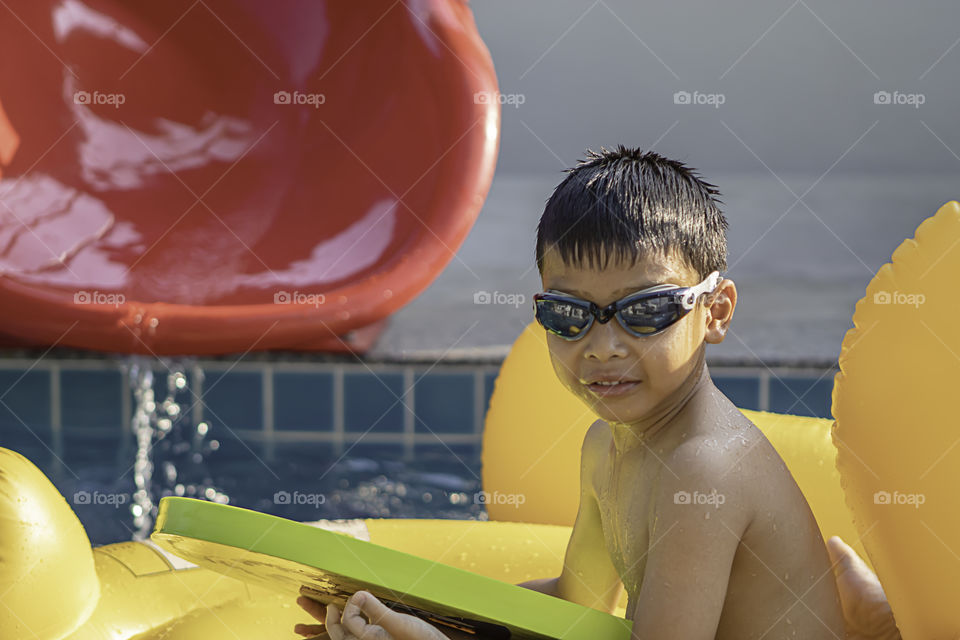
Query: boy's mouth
583,378,642,397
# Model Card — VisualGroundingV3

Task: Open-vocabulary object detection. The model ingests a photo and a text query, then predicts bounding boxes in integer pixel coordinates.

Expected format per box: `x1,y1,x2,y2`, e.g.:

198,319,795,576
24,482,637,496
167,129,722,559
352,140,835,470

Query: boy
516,145,845,638
296,146,849,639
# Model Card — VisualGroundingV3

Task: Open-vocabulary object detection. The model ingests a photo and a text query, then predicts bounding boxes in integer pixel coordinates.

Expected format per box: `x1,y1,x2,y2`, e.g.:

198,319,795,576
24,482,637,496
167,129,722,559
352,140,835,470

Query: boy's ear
704,279,736,344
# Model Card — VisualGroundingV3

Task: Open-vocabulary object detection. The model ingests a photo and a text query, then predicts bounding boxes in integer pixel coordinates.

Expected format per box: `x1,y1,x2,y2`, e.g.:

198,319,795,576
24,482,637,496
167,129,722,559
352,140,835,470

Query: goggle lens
617,296,682,336
534,299,592,338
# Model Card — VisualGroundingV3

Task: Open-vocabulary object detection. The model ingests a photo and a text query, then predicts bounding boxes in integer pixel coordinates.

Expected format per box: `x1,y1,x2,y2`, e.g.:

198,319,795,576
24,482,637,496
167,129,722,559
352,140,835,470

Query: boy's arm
626,445,750,640
518,421,623,612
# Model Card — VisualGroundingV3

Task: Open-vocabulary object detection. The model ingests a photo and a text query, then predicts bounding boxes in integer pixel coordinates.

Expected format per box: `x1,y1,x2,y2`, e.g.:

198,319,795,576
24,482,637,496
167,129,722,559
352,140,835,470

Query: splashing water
125,357,229,539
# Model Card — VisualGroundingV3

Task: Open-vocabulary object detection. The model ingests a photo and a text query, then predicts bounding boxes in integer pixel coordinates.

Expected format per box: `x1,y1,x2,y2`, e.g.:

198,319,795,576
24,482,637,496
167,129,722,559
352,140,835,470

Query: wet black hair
535,145,728,282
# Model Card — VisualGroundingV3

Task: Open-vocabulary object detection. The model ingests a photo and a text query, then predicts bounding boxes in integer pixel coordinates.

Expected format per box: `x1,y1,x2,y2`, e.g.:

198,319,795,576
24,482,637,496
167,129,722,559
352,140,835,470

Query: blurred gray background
371,0,960,366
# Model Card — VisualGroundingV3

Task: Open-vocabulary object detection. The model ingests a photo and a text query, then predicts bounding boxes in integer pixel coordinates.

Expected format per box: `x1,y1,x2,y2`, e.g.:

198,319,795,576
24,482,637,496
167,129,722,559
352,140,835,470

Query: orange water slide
0,0,500,354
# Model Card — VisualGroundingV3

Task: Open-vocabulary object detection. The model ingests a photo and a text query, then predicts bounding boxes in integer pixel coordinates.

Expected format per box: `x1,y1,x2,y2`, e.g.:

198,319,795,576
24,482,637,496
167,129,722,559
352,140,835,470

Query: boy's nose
582,319,630,360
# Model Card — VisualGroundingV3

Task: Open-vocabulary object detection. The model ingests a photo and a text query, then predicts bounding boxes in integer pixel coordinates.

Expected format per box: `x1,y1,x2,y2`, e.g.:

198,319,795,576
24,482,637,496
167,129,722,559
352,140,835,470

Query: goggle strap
680,271,721,310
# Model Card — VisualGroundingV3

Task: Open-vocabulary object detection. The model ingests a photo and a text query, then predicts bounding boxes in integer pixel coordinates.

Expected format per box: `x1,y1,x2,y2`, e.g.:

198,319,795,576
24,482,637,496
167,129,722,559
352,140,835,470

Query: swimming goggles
533,271,721,340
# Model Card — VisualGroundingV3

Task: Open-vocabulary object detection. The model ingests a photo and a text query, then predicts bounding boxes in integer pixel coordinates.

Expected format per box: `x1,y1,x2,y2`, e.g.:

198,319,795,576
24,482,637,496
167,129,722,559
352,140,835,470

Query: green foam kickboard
151,497,632,640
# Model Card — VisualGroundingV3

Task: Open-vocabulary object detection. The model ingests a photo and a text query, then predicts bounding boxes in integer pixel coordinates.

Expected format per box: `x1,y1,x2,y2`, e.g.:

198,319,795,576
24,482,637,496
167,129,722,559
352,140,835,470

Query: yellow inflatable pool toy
0,447,597,639
833,200,960,640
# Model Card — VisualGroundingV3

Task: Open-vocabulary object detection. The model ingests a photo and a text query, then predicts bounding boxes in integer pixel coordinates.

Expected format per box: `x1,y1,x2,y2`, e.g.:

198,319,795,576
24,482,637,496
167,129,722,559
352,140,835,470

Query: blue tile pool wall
0,369,52,461
0,361,839,474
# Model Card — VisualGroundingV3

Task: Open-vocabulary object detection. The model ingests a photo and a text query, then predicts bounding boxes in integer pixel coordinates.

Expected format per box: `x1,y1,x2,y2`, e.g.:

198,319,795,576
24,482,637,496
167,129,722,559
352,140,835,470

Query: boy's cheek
547,348,580,387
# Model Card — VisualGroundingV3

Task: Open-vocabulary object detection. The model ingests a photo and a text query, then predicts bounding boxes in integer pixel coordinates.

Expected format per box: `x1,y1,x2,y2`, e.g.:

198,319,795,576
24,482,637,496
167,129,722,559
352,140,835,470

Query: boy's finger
351,591,443,640
293,622,327,637
343,591,403,640
325,603,345,640
826,536,870,579
342,592,378,639
297,595,327,621
354,591,395,625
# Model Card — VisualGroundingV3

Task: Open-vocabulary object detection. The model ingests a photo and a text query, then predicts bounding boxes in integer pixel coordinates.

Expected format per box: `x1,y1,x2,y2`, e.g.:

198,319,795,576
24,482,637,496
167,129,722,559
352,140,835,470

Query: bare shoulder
580,419,610,469
659,421,763,511
664,435,743,485
646,430,755,543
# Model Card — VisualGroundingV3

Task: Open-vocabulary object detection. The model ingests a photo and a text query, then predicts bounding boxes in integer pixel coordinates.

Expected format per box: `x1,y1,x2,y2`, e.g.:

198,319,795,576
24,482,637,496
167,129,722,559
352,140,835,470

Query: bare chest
592,450,657,599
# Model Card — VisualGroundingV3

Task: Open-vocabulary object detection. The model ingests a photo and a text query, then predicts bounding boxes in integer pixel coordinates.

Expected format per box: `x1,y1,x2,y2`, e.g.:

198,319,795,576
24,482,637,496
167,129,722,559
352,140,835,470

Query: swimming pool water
27,438,485,546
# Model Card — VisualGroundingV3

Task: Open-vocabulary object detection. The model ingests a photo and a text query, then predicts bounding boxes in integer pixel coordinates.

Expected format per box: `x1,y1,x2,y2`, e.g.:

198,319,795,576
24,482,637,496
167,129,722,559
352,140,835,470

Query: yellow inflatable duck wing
0,448,98,639
833,200,960,640
0,448,305,640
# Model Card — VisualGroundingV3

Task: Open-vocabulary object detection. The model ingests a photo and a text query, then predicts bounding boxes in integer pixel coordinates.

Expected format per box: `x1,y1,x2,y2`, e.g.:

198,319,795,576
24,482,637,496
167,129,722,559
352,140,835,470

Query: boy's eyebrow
550,281,669,298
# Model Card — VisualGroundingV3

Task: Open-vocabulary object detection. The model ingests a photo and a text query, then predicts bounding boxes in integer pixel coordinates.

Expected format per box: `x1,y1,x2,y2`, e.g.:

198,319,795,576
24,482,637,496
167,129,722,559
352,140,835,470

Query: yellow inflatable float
0,447,587,639
2,201,958,639
833,200,960,640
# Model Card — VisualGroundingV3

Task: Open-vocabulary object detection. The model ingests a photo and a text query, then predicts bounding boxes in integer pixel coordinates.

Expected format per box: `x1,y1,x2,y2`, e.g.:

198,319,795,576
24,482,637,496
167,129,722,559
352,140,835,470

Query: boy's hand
826,536,901,640
295,588,453,640
294,590,330,638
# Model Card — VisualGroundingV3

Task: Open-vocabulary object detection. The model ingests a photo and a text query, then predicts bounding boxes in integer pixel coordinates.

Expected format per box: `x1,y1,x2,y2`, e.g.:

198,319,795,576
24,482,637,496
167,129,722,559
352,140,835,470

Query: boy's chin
587,397,647,424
